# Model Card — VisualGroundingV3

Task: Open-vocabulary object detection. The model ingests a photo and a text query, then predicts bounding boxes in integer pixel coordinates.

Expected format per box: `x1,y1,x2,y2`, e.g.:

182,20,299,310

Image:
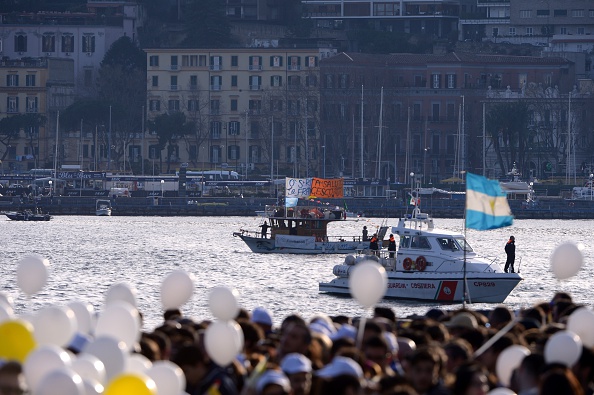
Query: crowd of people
0,291,592,395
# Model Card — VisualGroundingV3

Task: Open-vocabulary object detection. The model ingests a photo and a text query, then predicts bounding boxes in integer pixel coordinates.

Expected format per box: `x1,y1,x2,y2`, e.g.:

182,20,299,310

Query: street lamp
590,173,593,200
322,144,326,178
48,180,53,196
410,172,415,203
423,147,430,185
160,179,164,196
79,170,83,197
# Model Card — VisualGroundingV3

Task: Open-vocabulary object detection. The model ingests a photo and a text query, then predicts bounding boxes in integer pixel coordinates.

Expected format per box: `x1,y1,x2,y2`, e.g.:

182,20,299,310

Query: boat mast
54,110,59,180
376,86,384,179
405,107,410,184
360,85,364,178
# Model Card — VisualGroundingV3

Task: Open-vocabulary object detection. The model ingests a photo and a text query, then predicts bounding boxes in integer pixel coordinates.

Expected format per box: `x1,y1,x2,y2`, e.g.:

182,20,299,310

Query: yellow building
145,47,335,178
0,57,75,173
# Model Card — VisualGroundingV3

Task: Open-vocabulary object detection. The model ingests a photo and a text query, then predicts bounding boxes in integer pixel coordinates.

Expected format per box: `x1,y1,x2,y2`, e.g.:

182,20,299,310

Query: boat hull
236,234,367,254
319,272,522,303
96,209,112,216
5,212,52,221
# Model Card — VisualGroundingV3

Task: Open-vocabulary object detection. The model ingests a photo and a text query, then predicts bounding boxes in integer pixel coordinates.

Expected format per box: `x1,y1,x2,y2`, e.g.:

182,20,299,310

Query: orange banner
310,178,344,198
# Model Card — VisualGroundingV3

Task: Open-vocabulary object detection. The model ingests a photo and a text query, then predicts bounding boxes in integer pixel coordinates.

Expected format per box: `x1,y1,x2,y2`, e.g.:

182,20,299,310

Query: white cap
316,356,363,379
330,324,357,342
251,307,273,326
281,353,312,374
256,370,291,394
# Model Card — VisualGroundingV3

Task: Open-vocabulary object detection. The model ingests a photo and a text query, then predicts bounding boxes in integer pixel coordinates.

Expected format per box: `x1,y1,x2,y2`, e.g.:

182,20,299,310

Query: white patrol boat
233,204,381,254
319,207,522,303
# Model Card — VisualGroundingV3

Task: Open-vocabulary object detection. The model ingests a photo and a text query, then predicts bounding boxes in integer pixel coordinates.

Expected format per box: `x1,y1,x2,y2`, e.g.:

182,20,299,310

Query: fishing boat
319,207,522,303
234,204,381,254
96,199,112,216
5,207,52,221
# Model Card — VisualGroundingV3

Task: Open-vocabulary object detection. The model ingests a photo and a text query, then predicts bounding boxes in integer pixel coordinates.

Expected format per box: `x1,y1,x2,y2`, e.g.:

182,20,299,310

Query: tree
101,36,146,73
486,102,530,175
182,0,234,47
0,114,46,163
149,112,195,174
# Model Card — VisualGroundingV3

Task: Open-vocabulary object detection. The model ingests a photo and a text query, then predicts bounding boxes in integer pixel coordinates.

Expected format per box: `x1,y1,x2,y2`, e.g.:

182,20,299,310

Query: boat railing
264,204,346,220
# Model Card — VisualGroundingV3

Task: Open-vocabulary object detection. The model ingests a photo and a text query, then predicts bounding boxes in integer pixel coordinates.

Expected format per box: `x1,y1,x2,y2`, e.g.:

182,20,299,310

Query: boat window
399,235,411,248
411,236,431,249
454,237,474,252
437,237,459,251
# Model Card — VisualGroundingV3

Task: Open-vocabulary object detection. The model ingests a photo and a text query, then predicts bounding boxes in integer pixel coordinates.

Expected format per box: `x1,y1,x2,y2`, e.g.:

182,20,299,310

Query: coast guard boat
234,204,377,254
319,207,522,303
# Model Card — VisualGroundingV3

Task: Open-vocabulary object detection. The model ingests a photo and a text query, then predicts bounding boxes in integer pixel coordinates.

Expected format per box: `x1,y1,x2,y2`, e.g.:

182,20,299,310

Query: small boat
96,199,112,216
234,204,381,254
5,208,52,221
319,207,522,303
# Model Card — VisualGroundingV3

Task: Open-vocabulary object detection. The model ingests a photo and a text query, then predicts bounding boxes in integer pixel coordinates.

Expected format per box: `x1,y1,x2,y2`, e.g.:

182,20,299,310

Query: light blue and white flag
466,172,513,230
285,197,299,208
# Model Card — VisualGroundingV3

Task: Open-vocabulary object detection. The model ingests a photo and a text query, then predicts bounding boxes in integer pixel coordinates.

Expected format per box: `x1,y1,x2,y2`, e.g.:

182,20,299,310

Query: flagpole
462,170,467,308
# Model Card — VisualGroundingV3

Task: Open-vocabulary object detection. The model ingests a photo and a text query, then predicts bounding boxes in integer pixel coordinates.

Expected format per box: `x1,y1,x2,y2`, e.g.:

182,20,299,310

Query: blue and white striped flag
466,172,513,230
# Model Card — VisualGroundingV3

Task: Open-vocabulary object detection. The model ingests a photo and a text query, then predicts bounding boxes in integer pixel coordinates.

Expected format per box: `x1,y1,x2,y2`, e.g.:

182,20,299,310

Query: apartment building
319,51,574,181
0,57,75,173
145,47,336,177
301,0,460,38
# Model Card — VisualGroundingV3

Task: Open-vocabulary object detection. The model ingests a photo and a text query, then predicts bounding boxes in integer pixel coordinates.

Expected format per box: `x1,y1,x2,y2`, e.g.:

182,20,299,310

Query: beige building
145,47,336,178
0,57,75,173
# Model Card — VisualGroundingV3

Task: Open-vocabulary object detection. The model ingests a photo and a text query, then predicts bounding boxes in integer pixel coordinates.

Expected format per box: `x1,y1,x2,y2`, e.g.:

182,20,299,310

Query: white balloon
37,368,84,395
204,320,244,366
95,302,140,351
105,283,137,308
33,306,77,347
567,308,594,348
146,360,186,395
544,330,583,367
348,260,388,308
208,286,239,321
0,303,15,323
161,270,195,310
125,354,153,375
24,345,72,392
487,388,516,395
71,353,106,385
82,336,127,381
496,345,530,387
68,301,95,335
17,255,49,296
83,378,104,395
550,242,583,280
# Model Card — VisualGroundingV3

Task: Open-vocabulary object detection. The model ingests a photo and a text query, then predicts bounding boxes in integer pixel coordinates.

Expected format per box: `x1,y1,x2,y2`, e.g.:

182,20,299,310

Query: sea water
1,215,592,330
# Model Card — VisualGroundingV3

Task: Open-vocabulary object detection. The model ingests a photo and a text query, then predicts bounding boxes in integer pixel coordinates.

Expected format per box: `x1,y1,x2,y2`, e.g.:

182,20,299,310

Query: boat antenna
462,170,468,308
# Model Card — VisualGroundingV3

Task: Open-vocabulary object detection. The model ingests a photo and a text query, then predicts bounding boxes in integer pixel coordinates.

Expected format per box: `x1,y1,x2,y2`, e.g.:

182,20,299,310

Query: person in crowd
281,353,313,395
539,365,584,395
278,317,312,362
252,307,274,335
256,369,291,395
0,361,28,395
260,221,270,238
388,234,397,258
451,362,492,395
362,226,369,241
511,353,545,395
370,234,379,256
504,236,516,273
488,306,514,330
405,346,451,395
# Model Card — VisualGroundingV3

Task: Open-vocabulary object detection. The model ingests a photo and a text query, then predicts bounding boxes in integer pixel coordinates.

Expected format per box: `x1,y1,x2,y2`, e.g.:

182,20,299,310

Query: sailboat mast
360,85,364,178
405,107,410,184
54,111,59,179
377,86,384,179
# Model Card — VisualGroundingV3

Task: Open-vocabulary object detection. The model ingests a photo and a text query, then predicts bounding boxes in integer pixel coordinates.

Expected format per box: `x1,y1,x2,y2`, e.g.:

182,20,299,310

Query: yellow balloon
105,374,156,395
0,319,37,363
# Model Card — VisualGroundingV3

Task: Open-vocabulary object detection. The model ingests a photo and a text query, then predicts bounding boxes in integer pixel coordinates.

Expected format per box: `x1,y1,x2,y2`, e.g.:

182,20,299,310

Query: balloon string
357,310,368,349
473,316,519,359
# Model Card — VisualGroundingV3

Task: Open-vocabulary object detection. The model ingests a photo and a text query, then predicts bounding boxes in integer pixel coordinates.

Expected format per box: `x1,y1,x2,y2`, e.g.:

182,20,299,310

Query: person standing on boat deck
260,221,270,238
504,236,516,273
370,233,379,256
362,226,369,241
388,234,396,258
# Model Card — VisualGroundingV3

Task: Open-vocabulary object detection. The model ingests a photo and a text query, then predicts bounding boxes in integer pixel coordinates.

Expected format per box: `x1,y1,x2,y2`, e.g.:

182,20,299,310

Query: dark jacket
505,241,515,257
369,236,379,250
388,236,396,251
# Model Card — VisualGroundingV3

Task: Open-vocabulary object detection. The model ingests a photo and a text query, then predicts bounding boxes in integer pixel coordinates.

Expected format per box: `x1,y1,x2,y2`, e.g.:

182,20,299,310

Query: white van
109,187,131,197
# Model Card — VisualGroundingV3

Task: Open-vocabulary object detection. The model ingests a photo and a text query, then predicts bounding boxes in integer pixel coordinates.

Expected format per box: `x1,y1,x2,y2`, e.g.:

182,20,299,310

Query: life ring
403,257,413,271
416,256,427,271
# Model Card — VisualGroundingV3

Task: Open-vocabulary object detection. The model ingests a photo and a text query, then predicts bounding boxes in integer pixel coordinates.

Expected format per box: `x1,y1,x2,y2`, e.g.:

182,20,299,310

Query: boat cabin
264,205,346,241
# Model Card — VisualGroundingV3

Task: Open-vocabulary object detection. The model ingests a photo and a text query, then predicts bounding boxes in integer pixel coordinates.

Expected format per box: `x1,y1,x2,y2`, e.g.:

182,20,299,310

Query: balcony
170,85,178,90
170,65,179,70
210,85,222,91
210,65,221,71
288,65,301,71
250,85,261,90
249,65,262,71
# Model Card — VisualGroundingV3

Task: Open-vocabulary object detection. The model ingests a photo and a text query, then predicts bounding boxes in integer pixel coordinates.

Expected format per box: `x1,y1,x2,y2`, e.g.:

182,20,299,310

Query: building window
62,34,74,53
249,56,262,70
447,74,456,89
14,34,27,52
554,9,568,17
492,27,499,37
432,74,441,89
168,99,180,112
526,27,533,36
229,121,240,135
577,27,585,35
82,34,95,53
42,34,55,52
288,100,300,115
149,100,160,111
536,10,550,17
305,56,317,68
7,74,19,87
249,75,261,90
210,75,222,90
149,56,159,66
189,145,197,161
520,10,531,18
211,121,221,139
190,75,198,89
210,56,222,70
249,99,262,115
374,3,398,16
306,75,317,87
210,100,220,115
170,56,178,70
149,145,160,159
26,74,36,87
271,75,283,87
152,76,158,87
84,69,93,86
228,145,240,161
7,97,18,113
288,75,301,89
560,27,567,34
182,55,198,67
26,97,38,113
270,56,283,67
231,75,238,87
571,9,584,17
339,74,348,88
325,74,334,88
509,27,516,36
198,55,206,66
270,99,283,112
230,99,237,111
188,99,198,111
288,56,301,70
210,146,222,163
170,75,178,90
231,56,238,67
